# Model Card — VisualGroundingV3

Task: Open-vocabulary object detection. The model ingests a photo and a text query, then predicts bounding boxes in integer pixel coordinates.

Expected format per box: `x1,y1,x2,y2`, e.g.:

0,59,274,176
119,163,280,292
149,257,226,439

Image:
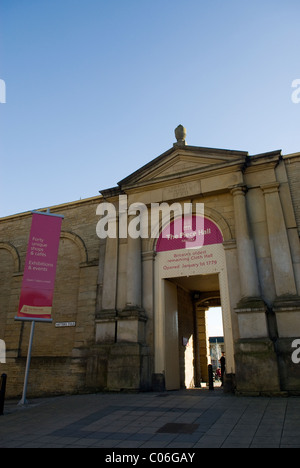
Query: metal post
18,320,35,406
0,374,7,416
208,364,214,391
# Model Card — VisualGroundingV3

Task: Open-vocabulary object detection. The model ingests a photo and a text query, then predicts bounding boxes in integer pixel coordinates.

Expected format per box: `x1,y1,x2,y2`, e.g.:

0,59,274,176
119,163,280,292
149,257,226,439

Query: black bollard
208,365,214,391
0,374,7,416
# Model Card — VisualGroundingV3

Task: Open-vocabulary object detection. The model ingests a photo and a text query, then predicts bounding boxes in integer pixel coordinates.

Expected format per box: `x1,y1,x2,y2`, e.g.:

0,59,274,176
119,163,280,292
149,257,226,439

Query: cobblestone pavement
0,388,300,448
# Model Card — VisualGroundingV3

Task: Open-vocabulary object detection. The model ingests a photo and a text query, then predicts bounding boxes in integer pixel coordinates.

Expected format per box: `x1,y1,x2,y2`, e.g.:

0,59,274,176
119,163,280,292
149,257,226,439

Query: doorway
154,243,235,391
164,274,223,389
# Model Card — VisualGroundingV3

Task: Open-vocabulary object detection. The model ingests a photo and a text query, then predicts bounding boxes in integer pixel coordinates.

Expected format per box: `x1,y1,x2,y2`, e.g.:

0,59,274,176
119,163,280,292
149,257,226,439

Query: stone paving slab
0,388,300,448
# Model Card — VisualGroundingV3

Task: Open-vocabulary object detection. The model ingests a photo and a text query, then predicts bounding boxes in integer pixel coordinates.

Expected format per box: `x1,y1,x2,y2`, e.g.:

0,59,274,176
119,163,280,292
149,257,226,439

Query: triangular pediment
119,145,248,189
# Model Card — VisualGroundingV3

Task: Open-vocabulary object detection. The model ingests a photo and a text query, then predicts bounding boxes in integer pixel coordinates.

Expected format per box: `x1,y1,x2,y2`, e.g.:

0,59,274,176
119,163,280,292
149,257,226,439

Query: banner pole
18,320,35,406
16,209,63,405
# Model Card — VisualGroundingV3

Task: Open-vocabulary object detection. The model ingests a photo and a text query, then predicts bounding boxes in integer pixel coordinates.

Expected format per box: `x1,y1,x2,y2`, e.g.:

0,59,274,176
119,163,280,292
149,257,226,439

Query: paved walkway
0,388,300,448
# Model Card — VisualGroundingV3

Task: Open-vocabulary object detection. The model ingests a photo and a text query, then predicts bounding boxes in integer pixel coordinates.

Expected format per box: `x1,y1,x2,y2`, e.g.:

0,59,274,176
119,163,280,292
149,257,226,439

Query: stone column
231,186,261,300
109,218,148,392
117,216,147,343
224,183,286,393
231,185,268,339
142,251,155,347
95,215,118,344
261,183,297,297
127,232,142,308
262,182,300,338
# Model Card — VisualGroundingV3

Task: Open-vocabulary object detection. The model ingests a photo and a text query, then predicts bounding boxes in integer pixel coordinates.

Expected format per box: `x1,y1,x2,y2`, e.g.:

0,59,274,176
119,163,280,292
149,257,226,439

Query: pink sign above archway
156,216,223,252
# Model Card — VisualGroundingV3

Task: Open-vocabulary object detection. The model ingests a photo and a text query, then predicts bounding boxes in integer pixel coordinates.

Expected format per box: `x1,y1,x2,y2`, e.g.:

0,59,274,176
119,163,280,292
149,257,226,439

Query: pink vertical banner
17,211,63,320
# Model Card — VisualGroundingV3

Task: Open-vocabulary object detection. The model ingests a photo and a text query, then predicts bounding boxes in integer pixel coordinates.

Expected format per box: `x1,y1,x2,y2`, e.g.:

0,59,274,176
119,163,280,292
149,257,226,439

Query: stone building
1,126,300,397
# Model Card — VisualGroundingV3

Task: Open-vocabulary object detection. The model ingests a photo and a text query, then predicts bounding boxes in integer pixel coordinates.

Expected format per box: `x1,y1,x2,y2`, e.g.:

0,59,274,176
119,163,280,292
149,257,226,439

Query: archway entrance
154,216,235,390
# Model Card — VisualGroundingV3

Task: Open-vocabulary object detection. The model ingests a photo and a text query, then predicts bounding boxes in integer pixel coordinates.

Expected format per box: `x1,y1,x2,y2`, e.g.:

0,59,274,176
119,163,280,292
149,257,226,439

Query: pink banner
17,212,63,320
156,215,223,252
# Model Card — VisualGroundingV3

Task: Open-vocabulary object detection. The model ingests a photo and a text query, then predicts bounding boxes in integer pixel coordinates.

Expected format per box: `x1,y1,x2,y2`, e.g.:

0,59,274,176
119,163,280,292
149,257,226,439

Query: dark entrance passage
168,274,224,389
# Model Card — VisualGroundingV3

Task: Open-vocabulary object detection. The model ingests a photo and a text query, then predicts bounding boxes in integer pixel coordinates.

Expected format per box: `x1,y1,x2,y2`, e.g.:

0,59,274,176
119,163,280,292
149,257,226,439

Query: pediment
119,145,248,189
144,154,218,180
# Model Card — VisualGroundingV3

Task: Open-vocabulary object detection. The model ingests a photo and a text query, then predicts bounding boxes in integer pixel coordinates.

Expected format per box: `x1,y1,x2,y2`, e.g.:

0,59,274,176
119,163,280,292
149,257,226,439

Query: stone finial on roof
174,125,187,147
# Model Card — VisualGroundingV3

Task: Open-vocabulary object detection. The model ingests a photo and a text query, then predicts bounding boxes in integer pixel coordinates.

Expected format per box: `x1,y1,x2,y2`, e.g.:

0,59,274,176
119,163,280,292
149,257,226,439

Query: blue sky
0,0,300,217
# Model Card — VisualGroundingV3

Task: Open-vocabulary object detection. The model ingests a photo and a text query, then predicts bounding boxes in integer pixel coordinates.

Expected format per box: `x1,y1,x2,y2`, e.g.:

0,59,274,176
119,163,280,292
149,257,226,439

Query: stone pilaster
142,251,155,349
231,186,268,339
261,183,297,297
262,182,300,338
95,215,118,344
126,230,142,309
117,221,147,343
231,186,261,300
